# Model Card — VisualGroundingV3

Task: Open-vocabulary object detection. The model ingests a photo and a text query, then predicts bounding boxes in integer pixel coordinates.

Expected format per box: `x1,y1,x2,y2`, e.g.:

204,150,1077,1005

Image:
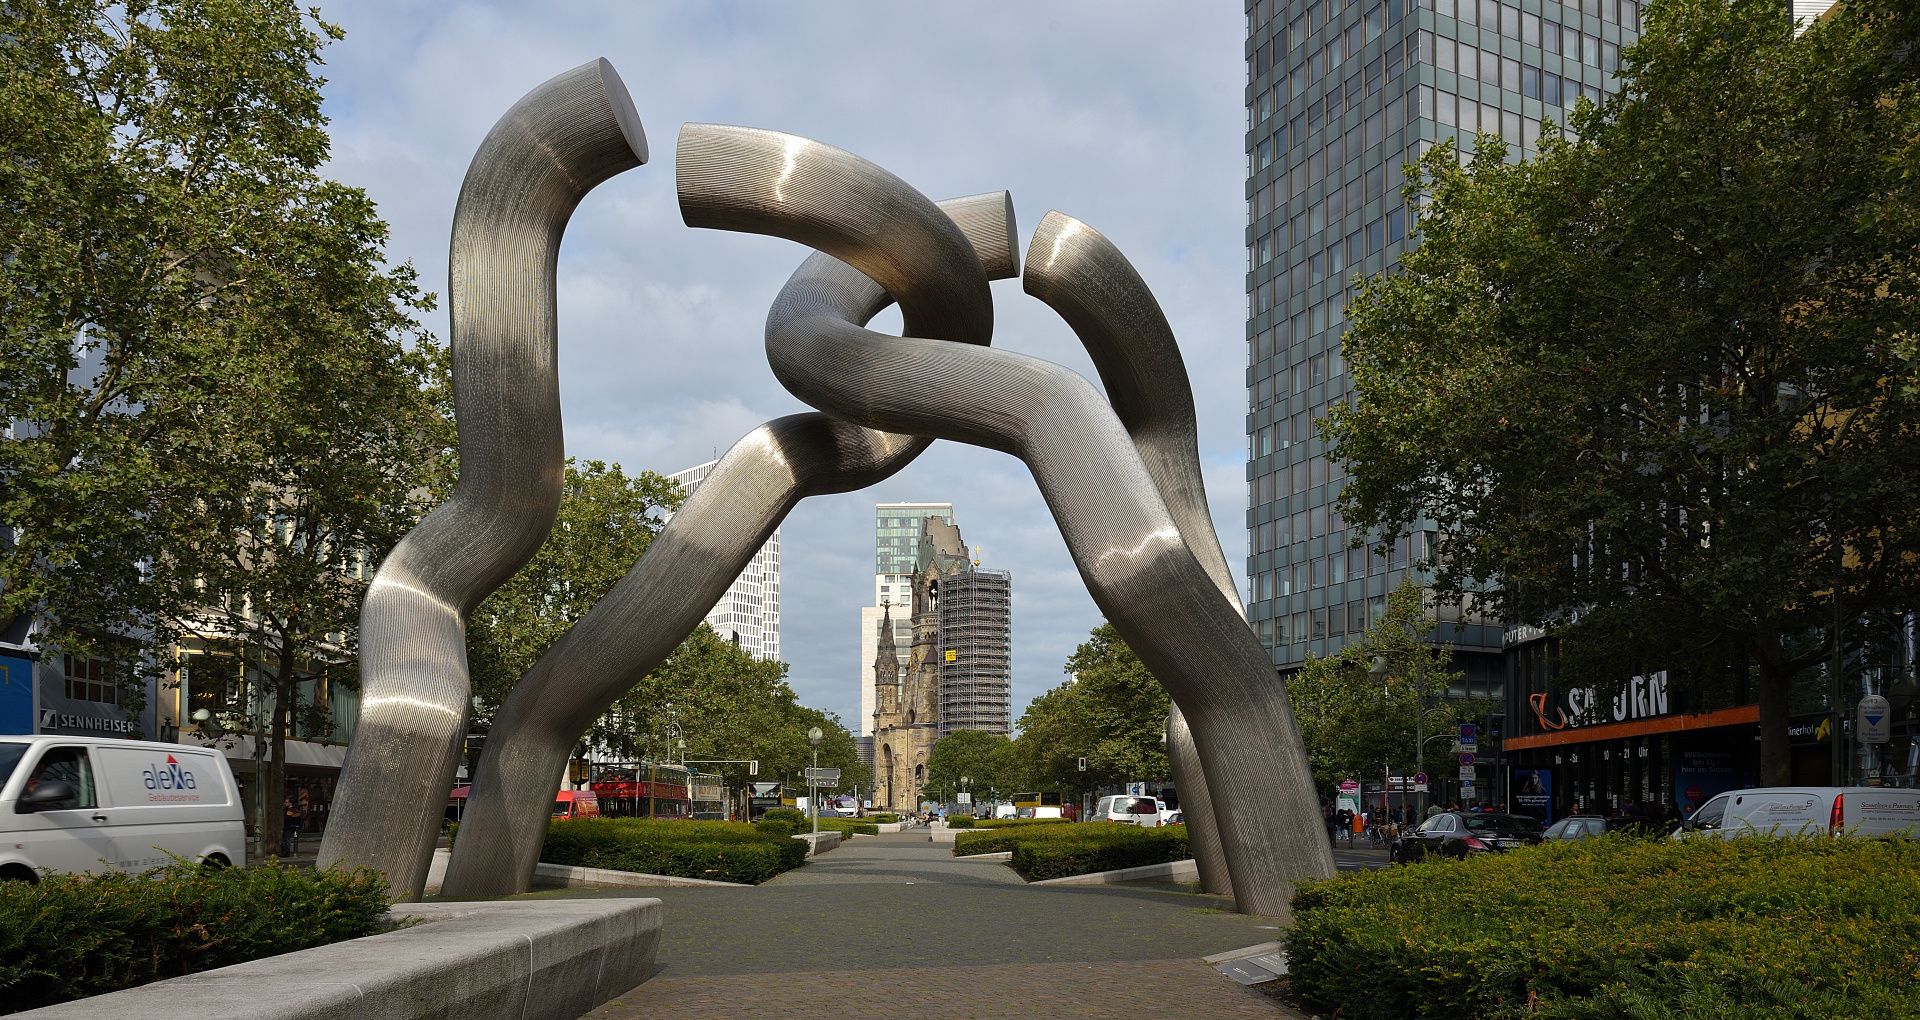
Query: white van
1681,787,1920,840
0,736,246,882
1091,795,1164,827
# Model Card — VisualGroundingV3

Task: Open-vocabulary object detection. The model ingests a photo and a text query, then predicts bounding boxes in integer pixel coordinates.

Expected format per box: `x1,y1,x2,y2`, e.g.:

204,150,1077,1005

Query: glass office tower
1242,0,1639,673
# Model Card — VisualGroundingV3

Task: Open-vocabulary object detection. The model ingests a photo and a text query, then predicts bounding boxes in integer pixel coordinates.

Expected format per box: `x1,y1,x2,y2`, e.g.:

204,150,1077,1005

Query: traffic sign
1413,783,1428,793
1860,696,1891,744
957,792,972,804
1459,723,1477,752
803,767,841,786
1458,753,1475,768
1412,772,1428,785
1459,766,1475,781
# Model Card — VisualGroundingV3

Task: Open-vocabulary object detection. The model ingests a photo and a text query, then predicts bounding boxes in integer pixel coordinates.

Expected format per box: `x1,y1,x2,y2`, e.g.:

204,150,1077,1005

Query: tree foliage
1326,0,1920,783
1011,623,1169,797
466,459,681,722
0,0,450,850
598,624,869,797
1288,582,1472,797
924,728,1015,803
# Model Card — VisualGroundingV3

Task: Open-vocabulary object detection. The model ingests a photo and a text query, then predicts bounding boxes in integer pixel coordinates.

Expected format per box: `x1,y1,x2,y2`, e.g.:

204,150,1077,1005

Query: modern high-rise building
669,460,781,661
1242,0,1638,683
859,503,951,737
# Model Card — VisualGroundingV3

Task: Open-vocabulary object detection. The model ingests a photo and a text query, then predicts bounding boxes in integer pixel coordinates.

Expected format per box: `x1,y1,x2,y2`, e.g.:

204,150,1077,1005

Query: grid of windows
1244,0,1637,666
63,654,120,705
874,504,953,576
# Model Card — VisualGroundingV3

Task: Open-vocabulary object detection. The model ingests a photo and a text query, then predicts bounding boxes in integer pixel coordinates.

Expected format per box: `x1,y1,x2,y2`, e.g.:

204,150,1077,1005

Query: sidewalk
550,832,1309,1019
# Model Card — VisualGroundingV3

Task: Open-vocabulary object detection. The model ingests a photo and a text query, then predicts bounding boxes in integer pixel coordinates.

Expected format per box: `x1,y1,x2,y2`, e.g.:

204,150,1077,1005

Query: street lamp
1371,648,1434,819
959,774,971,818
807,726,823,836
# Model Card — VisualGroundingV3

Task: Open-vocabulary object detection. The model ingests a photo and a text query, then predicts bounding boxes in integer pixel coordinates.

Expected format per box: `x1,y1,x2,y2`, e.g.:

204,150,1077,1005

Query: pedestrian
1323,801,1337,843
1334,805,1354,843
280,797,303,857
1426,801,1442,819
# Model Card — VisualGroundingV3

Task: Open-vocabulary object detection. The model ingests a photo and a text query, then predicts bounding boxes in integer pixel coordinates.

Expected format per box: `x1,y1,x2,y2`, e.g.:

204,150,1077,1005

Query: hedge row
542,818,808,884
1010,825,1189,881
869,813,899,824
1287,835,1920,1019
753,808,877,839
944,816,976,828
951,819,1083,855
0,860,388,1013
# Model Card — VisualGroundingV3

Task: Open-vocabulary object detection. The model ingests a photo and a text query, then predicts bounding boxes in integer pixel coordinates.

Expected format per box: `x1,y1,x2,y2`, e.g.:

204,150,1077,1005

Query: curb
1030,858,1199,885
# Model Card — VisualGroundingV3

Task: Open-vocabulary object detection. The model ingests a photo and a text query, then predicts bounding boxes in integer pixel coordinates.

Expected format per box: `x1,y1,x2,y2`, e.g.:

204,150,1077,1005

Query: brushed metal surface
1021,210,1238,897
316,59,647,902
440,192,1015,896
677,125,1333,914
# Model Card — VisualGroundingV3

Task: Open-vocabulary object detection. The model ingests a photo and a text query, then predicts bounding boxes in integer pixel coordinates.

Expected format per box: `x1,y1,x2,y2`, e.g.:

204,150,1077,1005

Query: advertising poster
1674,749,1740,812
1513,768,1553,825
0,655,32,735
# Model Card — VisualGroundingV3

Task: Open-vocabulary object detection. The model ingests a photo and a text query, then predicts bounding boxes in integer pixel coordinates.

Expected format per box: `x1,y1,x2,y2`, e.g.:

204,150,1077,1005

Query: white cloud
318,0,1249,729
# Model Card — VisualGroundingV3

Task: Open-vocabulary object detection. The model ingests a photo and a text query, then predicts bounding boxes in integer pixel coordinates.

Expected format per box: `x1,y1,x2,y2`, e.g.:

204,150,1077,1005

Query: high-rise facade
1242,0,1638,680
860,503,952,737
669,460,781,660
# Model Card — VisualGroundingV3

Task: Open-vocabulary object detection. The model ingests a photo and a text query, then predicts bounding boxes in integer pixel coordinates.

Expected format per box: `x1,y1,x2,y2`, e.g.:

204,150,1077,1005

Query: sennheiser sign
40,708,138,734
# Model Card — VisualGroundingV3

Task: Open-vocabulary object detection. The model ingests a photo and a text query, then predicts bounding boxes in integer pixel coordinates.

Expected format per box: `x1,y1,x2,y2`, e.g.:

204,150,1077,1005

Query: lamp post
959,775,971,818
807,726,823,836
1371,641,1432,820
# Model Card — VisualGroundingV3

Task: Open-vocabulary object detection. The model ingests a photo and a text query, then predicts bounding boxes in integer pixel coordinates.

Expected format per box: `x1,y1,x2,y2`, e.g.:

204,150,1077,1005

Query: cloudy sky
317,2,1250,730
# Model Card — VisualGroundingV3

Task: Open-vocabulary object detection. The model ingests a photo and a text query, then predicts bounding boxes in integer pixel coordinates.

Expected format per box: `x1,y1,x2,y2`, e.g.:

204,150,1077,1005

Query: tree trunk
1753,646,1795,788
262,632,298,858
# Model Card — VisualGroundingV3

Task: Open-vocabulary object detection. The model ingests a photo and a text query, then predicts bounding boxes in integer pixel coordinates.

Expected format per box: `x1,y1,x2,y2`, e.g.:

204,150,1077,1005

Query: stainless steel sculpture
678,124,1333,914
317,59,647,901
440,192,1018,896
1021,211,1237,897
324,61,1330,913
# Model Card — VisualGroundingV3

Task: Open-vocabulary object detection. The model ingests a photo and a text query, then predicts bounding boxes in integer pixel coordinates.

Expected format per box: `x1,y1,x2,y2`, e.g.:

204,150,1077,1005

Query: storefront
1502,636,1762,821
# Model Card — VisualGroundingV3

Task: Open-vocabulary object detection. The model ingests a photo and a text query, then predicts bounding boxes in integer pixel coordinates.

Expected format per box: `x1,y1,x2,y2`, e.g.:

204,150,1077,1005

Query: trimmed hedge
756,808,876,838
1287,834,1920,1019
944,816,976,828
951,821,1190,880
542,818,807,885
951,819,1079,855
0,859,388,1013
869,813,899,824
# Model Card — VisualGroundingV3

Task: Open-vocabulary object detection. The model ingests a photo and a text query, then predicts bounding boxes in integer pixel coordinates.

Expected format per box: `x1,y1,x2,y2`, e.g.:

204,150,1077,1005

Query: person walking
280,797,304,857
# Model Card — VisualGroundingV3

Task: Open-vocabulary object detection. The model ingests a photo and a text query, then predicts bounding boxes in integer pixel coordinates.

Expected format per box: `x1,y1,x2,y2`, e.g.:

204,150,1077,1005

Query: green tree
924,729,1013,808
1011,623,1170,799
1288,582,1470,799
466,459,682,723
0,1,449,850
600,624,869,810
1326,0,1920,784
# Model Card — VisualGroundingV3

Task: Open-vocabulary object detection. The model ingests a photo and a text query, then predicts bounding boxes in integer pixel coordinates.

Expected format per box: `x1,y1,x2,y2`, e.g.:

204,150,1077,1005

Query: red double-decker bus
590,762,693,820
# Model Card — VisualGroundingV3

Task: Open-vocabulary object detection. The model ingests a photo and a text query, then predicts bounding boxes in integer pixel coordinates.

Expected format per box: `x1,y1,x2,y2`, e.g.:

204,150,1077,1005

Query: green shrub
754,819,797,838
952,819,1080,855
807,817,878,837
944,815,976,828
1287,834,1920,1019
542,818,807,885
869,813,899,824
0,859,387,1012
760,807,806,827
1006,825,1189,881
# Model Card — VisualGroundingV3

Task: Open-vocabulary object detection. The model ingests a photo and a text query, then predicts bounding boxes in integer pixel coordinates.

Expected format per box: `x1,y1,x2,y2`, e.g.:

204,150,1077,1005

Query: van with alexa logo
1680,786,1920,840
0,736,246,883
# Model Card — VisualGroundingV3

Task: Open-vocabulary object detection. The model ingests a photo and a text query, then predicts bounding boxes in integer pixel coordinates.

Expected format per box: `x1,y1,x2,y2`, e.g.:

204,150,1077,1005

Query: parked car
1163,811,1185,826
0,736,246,883
1679,787,1920,839
1090,795,1164,827
1543,815,1671,841
1390,812,1543,863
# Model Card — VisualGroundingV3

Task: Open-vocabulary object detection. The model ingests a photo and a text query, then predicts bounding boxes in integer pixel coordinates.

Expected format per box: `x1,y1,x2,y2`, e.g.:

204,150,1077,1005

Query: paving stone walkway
540,832,1312,1019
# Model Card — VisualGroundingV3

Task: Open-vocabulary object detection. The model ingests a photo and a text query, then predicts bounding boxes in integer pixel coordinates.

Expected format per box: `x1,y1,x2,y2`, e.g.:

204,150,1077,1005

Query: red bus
590,762,692,820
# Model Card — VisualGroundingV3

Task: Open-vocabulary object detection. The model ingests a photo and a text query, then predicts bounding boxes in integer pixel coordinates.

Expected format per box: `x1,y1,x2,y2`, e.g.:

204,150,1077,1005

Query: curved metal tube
1022,211,1234,897
678,125,1333,915
440,192,1016,896
317,59,647,902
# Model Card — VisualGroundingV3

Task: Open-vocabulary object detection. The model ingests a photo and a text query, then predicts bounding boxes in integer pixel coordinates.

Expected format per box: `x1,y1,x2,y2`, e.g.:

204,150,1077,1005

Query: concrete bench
13,898,662,1020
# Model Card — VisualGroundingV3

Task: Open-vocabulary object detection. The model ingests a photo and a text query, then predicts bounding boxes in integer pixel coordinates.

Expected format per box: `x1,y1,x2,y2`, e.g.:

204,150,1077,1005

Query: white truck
0,735,247,882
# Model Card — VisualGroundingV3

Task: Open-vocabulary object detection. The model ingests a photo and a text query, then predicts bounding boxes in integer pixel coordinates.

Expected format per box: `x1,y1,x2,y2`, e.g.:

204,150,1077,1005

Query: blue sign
1458,723,1477,751
0,654,34,735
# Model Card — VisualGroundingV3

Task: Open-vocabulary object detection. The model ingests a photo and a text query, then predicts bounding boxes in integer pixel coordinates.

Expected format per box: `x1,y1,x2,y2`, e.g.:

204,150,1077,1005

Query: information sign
1860,695,1891,744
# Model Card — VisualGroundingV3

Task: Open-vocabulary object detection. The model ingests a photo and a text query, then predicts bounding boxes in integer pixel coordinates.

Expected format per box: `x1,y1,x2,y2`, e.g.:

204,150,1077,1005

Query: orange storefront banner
1504,704,1759,751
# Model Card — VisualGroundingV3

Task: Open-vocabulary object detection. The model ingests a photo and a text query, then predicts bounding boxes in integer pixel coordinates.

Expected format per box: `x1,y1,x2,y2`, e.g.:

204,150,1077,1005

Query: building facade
670,460,781,660
936,565,1013,737
859,503,951,738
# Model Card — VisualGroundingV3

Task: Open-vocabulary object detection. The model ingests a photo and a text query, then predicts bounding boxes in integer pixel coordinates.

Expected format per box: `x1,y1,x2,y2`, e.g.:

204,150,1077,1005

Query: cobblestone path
547,832,1309,1019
